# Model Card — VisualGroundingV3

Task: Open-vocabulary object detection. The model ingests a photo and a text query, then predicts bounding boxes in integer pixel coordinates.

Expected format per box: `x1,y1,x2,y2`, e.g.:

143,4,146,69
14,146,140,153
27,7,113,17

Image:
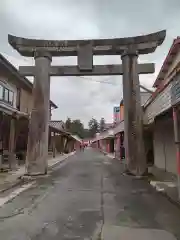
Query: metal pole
172,107,180,199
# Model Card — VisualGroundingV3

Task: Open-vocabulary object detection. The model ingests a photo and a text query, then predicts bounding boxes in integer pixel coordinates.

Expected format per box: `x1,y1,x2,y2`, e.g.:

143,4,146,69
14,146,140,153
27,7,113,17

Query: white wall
153,116,176,174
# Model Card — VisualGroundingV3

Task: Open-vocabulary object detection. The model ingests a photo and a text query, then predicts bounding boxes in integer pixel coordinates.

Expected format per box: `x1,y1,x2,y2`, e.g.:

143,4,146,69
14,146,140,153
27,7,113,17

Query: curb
0,151,76,194
0,177,30,194
100,150,109,156
149,181,180,209
48,151,76,169
99,150,116,159
48,157,67,169
160,191,180,209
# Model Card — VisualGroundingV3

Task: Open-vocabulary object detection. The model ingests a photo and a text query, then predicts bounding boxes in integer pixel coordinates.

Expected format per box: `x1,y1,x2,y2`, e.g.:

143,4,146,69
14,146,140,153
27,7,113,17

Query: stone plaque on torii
8,30,166,176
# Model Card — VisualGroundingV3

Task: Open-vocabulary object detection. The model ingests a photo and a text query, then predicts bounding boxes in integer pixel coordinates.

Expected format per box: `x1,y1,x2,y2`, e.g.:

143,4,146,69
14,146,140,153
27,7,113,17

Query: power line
2,51,154,91
76,76,154,92
2,51,118,85
2,52,117,85
76,76,117,85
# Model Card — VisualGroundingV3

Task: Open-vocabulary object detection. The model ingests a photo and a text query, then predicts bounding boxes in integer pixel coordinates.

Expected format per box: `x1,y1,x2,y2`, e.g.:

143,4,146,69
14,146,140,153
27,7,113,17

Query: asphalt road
0,148,180,239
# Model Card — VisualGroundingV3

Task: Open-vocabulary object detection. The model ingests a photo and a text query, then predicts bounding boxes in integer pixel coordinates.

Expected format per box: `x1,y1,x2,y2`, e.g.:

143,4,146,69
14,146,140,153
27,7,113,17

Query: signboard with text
113,106,120,123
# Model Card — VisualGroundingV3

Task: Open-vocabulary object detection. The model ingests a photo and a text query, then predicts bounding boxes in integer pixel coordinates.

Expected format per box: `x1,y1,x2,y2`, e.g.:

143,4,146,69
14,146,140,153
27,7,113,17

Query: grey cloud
1,0,180,125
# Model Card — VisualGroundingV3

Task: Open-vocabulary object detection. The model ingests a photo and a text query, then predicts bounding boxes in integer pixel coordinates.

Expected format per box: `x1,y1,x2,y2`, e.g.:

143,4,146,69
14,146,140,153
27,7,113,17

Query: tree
83,128,91,139
69,119,85,139
99,117,106,132
88,118,99,138
65,117,72,131
65,117,101,139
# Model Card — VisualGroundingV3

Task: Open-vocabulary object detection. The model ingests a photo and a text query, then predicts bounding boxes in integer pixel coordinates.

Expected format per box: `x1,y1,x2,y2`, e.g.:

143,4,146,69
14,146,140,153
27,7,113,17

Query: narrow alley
0,148,179,239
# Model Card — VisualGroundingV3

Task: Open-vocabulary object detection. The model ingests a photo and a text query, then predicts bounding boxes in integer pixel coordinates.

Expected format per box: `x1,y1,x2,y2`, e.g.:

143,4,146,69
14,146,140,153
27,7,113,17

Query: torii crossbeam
8,30,166,176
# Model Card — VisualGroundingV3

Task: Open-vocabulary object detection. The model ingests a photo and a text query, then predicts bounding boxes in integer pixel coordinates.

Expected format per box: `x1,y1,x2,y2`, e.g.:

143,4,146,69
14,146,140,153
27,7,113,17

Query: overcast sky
0,0,180,126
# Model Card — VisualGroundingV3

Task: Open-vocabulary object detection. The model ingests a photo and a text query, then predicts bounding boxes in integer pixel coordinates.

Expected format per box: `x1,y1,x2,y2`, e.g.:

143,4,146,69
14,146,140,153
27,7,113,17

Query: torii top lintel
8,30,166,57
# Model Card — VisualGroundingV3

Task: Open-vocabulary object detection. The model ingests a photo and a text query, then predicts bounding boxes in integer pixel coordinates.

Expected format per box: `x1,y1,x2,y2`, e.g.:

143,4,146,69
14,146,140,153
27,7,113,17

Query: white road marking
150,180,176,192
156,185,165,192
0,182,35,207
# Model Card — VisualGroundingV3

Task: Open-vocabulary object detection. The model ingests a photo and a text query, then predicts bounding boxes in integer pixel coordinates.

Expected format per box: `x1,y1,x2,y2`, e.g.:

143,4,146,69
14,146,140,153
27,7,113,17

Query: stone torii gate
8,30,166,176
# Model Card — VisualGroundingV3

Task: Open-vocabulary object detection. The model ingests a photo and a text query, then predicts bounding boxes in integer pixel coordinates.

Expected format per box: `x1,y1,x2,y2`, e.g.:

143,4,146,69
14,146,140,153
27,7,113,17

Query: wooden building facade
0,53,57,170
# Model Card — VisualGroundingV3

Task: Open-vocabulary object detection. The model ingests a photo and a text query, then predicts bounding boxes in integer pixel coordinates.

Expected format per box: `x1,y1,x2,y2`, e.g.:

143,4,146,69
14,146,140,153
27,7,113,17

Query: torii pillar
26,51,51,175
121,49,146,175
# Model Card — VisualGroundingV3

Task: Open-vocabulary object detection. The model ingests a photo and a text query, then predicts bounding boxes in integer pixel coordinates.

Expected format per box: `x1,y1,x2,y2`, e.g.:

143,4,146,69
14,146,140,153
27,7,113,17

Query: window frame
0,83,14,106
4,87,9,103
0,85,3,100
8,90,14,105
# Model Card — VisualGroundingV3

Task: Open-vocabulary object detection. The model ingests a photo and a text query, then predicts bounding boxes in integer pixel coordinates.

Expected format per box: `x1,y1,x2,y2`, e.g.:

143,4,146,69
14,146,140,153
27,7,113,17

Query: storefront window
9,91,14,105
0,85,3,99
4,88,9,102
0,84,14,106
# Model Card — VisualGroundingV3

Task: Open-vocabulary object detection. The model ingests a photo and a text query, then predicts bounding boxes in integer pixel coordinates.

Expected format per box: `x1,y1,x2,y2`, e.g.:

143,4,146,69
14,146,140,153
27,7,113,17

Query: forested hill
65,117,107,139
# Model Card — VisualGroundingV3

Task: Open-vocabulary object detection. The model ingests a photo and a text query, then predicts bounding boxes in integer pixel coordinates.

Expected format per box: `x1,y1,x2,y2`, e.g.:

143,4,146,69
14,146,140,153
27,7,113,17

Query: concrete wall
153,114,176,174
120,105,124,121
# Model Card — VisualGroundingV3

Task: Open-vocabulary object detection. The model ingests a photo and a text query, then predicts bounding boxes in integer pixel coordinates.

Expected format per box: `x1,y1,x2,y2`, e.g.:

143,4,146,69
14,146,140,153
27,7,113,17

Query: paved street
0,149,179,239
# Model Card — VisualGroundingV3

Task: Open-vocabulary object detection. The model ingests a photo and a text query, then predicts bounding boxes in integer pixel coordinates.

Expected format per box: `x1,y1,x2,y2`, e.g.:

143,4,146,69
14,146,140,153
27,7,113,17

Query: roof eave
153,38,180,88
50,101,58,109
0,53,58,108
0,54,32,90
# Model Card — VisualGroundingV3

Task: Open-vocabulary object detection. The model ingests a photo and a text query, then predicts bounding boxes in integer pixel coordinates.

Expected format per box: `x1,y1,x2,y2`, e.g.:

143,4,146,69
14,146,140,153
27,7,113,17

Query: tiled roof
49,120,65,131
49,121,70,135
113,121,124,135
144,38,180,109
104,123,114,130
49,121,82,142
71,135,82,142
92,120,124,142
